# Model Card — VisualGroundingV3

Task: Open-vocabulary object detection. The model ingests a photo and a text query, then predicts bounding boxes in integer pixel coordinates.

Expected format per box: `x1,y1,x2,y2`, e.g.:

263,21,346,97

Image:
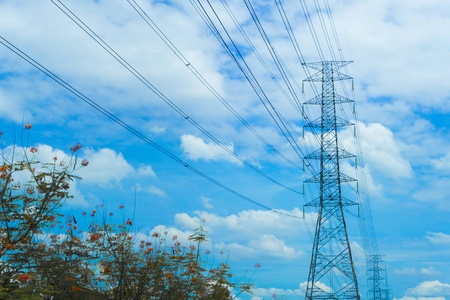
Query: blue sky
1,0,450,299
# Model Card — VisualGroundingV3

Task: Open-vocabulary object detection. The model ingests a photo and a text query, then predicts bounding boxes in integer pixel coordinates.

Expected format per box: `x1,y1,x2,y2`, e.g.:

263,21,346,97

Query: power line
0,35,302,220
190,0,307,163
126,0,303,171
50,0,302,195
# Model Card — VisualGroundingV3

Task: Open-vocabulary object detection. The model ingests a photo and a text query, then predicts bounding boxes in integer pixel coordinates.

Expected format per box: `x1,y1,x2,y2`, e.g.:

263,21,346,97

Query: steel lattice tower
367,255,392,300
303,61,360,299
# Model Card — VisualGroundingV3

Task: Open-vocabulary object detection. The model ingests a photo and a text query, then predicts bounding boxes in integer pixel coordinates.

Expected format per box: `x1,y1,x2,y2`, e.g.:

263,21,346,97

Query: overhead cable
126,0,303,171
0,35,302,219
190,0,307,167
50,0,302,195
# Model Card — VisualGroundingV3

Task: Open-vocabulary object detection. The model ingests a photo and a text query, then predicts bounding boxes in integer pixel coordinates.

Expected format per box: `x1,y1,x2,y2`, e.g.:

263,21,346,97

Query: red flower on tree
18,274,30,282
70,143,82,152
24,124,32,130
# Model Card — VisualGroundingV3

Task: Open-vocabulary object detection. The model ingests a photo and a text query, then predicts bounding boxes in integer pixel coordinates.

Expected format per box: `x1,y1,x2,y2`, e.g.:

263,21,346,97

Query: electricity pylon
302,61,360,299
367,255,392,300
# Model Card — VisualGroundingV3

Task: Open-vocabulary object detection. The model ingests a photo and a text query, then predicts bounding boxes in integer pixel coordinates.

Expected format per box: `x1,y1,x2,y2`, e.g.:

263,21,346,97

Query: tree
0,128,254,299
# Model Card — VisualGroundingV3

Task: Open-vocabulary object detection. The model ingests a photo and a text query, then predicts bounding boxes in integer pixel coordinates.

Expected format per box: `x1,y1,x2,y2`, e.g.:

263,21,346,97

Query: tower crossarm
304,148,355,160
304,93,354,105
304,117,354,130
304,70,352,82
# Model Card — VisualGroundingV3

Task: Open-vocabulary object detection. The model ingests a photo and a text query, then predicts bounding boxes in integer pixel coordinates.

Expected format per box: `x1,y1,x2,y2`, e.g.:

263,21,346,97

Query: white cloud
151,126,166,135
145,185,166,197
252,281,332,297
425,232,450,245
412,179,450,210
252,286,302,297
137,164,156,177
201,196,214,209
174,209,308,260
406,281,450,297
6,145,160,205
341,122,412,179
333,0,450,111
394,266,441,277
248,234,302,259
76,148,134,185
174,208,309,240
180,134,240,164
431,153,450,173
215,234,302,260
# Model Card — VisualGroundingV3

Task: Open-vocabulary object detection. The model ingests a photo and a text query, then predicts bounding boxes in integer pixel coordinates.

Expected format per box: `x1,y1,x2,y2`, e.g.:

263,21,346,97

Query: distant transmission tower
367,255,392,300
303,61,360,299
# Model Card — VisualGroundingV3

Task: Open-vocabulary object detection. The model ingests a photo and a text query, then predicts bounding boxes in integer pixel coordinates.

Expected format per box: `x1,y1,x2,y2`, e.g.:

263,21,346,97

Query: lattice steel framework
367,255,392,300
303,61,360,299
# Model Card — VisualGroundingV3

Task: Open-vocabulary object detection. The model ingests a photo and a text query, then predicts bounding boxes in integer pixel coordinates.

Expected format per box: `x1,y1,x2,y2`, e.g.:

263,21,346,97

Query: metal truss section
367,255,392,300
303,61,360,300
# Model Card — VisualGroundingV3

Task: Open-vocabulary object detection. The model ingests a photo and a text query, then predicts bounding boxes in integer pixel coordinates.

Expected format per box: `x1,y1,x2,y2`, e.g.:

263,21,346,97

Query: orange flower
6,244,14,250
29,147,37,153
126,220,132,225
24,124,32,130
